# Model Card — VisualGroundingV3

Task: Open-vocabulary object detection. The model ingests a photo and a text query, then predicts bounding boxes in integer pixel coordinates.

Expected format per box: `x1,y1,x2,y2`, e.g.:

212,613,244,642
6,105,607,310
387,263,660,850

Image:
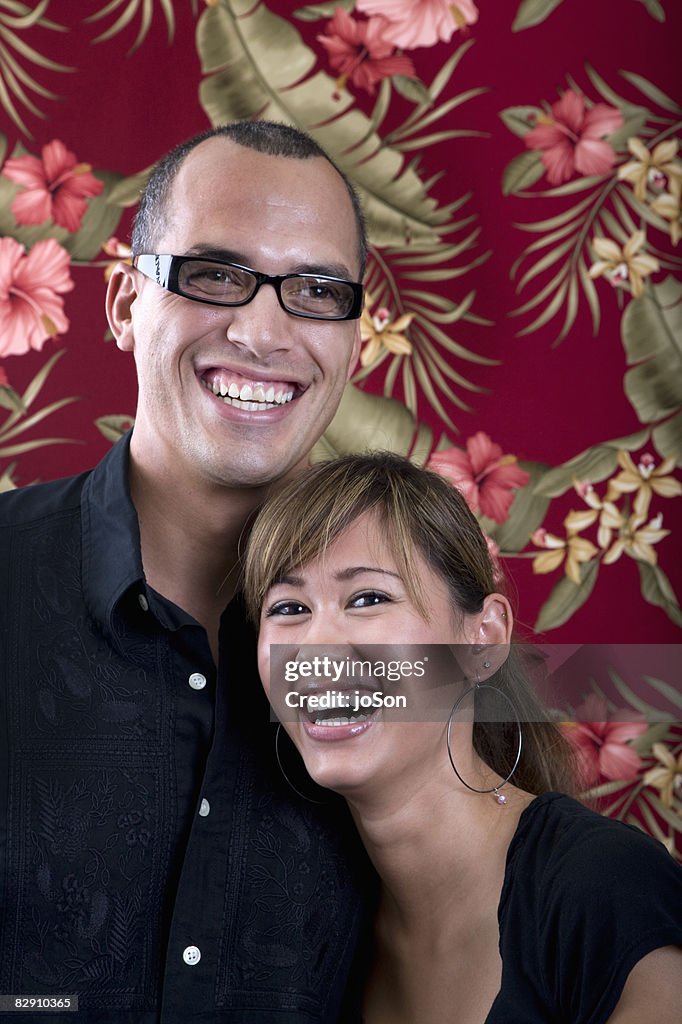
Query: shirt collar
80,432,145,633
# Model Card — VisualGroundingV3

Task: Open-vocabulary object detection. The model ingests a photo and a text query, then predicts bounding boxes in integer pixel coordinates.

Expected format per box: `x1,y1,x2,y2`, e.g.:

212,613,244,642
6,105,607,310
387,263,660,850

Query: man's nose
223,282,295,358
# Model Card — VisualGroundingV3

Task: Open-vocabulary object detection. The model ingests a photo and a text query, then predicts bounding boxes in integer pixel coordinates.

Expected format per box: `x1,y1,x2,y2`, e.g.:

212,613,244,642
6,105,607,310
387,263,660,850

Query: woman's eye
348,591,390,609
265,600,309,617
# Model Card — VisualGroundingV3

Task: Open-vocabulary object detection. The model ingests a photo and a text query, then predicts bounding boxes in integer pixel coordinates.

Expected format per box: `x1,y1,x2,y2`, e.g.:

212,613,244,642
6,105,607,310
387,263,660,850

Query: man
0,122,368,1022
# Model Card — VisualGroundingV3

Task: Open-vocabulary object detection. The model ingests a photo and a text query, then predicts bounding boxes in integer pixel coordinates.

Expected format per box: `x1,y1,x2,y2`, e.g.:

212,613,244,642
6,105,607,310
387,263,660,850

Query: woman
243,452,682,1024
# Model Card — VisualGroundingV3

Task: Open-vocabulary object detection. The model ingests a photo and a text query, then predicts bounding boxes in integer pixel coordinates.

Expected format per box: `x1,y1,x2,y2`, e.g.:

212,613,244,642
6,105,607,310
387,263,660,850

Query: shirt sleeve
537,816,682,1024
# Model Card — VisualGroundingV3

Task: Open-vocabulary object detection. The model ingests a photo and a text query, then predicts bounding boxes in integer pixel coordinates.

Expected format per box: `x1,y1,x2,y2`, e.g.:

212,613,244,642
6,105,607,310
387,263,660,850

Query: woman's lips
301,716,376,743
297,687,381,742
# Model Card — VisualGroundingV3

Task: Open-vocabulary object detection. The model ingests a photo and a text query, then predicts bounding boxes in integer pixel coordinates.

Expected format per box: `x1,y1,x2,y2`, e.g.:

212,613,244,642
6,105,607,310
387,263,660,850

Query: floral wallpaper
0,0,680,853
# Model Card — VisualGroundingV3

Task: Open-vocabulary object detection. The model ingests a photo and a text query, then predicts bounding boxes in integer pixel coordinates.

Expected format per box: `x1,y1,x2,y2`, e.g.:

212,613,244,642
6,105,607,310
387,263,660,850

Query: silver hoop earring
275,724,328,805
446,683,523,805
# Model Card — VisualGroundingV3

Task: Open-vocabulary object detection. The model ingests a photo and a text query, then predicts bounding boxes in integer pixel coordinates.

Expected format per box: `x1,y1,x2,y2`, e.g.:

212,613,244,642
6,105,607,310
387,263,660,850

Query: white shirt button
199,798,210,817
188,672,206,690
138,593,149,612
182,945,201,966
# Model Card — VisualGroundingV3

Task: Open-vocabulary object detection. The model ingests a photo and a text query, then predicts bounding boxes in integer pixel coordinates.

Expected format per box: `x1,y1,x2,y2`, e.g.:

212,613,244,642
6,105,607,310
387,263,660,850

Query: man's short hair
131,121,368,278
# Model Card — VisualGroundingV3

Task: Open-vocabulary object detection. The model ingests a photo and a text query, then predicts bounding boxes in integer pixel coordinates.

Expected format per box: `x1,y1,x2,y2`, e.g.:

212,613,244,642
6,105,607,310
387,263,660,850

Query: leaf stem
649,118,682,147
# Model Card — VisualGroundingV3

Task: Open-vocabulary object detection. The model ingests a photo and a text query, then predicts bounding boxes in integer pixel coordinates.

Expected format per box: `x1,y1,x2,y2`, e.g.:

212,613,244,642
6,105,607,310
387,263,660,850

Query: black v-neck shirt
345,792,682,1023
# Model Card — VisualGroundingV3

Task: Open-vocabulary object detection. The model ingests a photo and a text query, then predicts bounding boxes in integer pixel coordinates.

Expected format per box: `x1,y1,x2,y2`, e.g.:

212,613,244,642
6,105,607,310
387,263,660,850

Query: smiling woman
243,453,682,1024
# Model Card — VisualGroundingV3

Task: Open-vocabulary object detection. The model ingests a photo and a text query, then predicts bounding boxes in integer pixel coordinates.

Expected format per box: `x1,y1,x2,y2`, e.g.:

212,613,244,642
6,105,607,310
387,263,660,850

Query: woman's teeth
313,713,371,727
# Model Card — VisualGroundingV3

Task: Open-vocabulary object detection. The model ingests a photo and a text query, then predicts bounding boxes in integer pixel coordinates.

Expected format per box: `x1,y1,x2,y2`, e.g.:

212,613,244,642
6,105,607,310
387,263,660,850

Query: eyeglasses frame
132,253,364,321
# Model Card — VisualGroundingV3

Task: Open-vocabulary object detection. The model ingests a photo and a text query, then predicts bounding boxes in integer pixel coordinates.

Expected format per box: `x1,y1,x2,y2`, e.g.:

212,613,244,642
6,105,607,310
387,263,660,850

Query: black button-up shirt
0,436,366,1022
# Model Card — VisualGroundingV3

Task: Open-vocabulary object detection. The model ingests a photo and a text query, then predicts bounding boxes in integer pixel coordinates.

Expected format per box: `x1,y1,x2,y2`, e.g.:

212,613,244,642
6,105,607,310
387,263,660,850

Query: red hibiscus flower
318,8,416,94
0,237,74,357
561,695,647,788
524,89,623,186
427,432,530,524
357,0,478,49
0,364,8,387
2,139,103,233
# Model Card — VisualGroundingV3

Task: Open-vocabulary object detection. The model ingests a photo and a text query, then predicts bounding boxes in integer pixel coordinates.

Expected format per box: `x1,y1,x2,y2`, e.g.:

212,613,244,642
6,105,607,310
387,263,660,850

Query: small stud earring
483,660,491,670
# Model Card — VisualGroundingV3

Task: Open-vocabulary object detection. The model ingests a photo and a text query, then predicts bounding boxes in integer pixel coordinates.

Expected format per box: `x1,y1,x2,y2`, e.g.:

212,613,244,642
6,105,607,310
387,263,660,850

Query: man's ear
106,263,139,352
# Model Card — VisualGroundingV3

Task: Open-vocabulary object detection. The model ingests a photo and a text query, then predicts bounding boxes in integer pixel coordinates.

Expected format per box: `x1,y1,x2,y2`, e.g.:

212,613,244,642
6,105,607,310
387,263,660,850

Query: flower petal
581,102,623,140
599,741,642,782
592,237,622,261
650,476,682,498
652,139,678,164
627,137,651,161
623,229,645,258
466,431,502,477
651,742,676,770
532,549,565,575
574,138,617,178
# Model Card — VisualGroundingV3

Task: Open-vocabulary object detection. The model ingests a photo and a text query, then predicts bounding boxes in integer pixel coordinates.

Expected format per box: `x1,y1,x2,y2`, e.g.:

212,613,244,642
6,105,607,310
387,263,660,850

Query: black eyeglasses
133,254,364,321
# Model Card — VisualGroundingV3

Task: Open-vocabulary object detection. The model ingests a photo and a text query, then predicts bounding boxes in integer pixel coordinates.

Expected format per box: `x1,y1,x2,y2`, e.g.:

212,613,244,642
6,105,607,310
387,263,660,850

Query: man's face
108,138,362,490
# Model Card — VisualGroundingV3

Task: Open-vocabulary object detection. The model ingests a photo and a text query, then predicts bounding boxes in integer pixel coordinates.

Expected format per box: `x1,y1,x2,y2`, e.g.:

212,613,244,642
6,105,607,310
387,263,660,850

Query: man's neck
128,450,269,657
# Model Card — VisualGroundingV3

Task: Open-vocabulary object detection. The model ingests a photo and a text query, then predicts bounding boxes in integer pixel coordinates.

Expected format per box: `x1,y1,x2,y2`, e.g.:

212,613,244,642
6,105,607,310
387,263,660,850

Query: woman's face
257,512,482,797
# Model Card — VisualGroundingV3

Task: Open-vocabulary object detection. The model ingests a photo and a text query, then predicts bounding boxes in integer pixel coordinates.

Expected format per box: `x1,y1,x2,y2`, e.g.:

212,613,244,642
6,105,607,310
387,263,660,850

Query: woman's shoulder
495,792,682,1023
505,791,680,897
501,790,682,943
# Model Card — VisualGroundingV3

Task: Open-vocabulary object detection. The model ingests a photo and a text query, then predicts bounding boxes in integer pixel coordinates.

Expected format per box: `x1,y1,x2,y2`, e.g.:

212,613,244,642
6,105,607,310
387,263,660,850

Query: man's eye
265,600,309,617
189,269,237,286
305,283,335,300
182,264,249,294
290,279,342,303
348,591,390,609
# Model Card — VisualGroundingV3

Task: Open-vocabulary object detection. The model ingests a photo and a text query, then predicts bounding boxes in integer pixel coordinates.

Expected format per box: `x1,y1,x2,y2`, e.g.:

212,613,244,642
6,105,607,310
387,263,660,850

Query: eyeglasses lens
177,259,354,319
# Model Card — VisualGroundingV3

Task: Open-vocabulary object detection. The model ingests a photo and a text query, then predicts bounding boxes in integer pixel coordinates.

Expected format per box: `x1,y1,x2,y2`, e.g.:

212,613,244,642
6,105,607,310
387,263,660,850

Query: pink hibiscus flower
2,139,103,233
318,8,416,93
427,432,530,524
561,694,647,788
0,237,74,357
524,89,623,186
356,0,478,50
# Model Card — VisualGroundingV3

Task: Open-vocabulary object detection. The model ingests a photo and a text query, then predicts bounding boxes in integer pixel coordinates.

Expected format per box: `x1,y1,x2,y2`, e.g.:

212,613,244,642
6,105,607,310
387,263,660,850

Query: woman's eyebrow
269,566,402,587
333,566,402,582
271,573,305,587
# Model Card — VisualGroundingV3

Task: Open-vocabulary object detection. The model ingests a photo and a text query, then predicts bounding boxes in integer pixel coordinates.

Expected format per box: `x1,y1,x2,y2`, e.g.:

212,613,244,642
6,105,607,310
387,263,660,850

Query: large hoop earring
446,683,523,805
275,724,328,805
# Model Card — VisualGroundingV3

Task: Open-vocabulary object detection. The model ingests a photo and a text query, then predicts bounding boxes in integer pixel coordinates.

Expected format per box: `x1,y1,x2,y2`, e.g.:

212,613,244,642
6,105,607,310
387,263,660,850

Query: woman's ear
471,594,513,679
106,263,139,353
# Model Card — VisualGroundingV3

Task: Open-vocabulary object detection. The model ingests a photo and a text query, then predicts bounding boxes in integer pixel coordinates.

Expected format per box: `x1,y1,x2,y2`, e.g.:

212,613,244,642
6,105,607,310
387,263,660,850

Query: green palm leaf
197,0,477,250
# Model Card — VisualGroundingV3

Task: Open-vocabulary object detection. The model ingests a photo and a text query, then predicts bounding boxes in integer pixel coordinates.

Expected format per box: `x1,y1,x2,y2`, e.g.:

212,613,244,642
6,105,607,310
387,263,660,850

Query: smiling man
0,123,368,1022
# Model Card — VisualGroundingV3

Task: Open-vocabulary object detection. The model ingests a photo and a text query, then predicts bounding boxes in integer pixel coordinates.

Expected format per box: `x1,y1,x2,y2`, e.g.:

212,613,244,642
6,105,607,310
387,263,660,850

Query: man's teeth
204,378,294,409
314,715,370,727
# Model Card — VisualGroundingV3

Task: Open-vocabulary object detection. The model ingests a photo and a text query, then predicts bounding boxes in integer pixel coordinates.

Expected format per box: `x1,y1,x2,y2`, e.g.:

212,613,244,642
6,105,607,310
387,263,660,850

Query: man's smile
199,366,305,410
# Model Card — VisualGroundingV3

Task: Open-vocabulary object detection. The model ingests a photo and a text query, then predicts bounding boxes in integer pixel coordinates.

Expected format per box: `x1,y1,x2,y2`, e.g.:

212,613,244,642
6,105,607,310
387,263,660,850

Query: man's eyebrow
183,247,355,281
291,261,356,281
185,245,247,264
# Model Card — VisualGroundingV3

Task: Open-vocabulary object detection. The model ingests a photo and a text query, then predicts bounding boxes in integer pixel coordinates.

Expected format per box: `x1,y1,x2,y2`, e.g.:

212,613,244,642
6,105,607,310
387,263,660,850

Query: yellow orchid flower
650,189,682,246
572,478,603,511
588,230,659,299
530,516,599,585
617,137,682,202
360,293,414,367
643,742,682,811
605,450,682,518
601,508,670,566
